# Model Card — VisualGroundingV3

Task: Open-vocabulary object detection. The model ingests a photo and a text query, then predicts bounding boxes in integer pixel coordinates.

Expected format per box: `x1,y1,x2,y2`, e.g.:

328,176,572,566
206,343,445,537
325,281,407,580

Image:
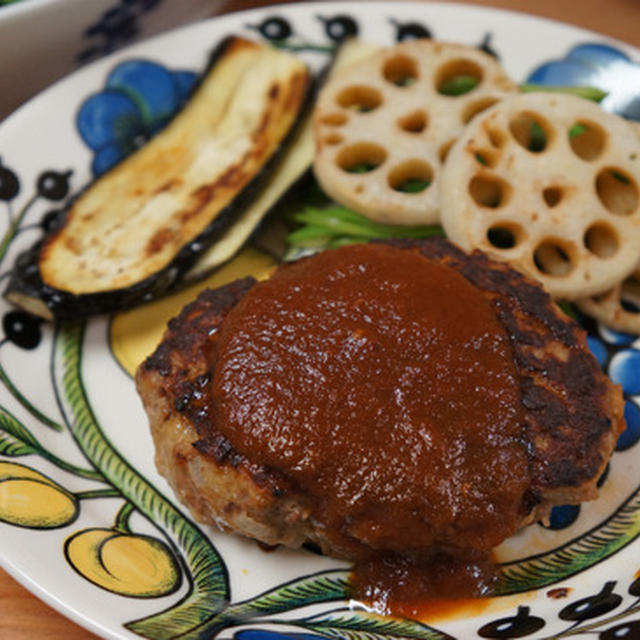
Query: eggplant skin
5,36,311,322
6,240,180,322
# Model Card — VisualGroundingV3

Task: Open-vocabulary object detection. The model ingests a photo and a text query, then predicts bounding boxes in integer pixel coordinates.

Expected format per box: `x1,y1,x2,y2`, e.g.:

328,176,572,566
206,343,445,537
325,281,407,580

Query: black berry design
318,14,359,42
599,620,640,640
40,209,66,234
629,574,640,596
2,311,42,350
36,170,73,201
0,159,19,202
390,18,432,41
478,606,545,638
479,33,499,59
249,16,293,41
559,582,622,622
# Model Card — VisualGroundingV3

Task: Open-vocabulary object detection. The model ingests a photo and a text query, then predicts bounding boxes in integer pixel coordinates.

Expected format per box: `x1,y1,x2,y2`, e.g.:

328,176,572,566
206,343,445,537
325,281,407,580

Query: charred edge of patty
143,276,256,378
140,275,293,496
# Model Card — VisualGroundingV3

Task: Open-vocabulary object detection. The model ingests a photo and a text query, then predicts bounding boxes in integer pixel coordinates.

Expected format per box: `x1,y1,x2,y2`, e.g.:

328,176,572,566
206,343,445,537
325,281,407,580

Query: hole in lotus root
320,112,348,126
439,139,456,163
398,110,428,134
487,127,507,149
569,120,606,161
436,59,483,96
543,186,563,208
388,160,433,193
462,97,499,124
383,54,419,87
468,174,510,208
337,142,387,174
336,86,383,112
534,239,575,277
621,275,640,313
324,133,344,146
584,222,620,259
596,168,639,216
473,149,499,168
509,111,552,153
487,223,523,250
592,290,609,304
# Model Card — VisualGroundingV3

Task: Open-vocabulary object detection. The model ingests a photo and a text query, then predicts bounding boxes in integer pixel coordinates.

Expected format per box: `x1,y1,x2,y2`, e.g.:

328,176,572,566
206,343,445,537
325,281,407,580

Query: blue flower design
543,504,581,531
76,60,197,176
587,335,608,367
234,631,330,640
599,326,637,346
609,349,640,395
618,398,640,451
527,43,640,121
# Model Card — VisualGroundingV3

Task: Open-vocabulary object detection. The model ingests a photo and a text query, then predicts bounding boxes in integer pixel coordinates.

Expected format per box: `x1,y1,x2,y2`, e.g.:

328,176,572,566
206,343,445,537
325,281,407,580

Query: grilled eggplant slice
5,36,310,321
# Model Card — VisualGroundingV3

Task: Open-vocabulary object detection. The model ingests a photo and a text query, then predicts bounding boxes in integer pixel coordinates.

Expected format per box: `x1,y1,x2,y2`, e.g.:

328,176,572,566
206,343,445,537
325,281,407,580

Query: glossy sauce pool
209,243,531,608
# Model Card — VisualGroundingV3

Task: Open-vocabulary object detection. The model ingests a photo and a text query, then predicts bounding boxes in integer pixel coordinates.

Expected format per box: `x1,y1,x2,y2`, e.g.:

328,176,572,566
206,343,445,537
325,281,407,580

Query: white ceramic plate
0,3,639,639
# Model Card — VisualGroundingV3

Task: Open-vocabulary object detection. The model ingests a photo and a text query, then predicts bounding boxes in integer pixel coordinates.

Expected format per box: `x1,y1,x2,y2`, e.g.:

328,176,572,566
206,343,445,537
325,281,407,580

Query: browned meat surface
136,239,625,565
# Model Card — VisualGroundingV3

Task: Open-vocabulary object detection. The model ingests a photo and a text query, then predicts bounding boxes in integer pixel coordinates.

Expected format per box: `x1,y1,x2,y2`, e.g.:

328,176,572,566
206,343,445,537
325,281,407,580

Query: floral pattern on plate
527,43,640,120
77,60,196,176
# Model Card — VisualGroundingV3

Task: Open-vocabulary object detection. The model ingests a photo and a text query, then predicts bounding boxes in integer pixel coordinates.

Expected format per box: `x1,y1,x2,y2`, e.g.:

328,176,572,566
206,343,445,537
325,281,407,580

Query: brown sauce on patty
209,243,531,606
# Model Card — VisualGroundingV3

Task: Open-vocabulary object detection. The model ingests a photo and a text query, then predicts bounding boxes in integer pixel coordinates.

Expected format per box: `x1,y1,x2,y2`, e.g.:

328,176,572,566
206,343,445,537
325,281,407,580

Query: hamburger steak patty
137,239,624,563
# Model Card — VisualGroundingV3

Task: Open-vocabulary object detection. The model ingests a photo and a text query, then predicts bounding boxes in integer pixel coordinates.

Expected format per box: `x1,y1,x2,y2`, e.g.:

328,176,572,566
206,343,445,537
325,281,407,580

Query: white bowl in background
0,0,227,119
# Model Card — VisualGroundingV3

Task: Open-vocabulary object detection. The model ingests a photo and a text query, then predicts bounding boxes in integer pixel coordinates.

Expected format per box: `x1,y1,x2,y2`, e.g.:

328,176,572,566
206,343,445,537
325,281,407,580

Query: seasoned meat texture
137,239,625,559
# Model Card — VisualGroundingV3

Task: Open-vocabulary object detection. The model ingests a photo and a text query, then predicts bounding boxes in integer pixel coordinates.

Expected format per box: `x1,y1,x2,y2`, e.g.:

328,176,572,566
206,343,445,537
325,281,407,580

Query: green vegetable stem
520,84,608,102
287,205,444,251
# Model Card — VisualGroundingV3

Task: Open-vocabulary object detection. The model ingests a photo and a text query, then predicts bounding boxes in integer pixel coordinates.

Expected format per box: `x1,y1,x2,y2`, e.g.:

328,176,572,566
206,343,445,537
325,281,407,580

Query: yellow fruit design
110,248,276,376
65,528,181,597
0,461,78,528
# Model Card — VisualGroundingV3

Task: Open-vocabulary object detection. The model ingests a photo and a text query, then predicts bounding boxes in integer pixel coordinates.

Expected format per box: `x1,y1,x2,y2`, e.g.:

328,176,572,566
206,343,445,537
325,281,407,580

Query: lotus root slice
313,39,518,226
440,92,640,300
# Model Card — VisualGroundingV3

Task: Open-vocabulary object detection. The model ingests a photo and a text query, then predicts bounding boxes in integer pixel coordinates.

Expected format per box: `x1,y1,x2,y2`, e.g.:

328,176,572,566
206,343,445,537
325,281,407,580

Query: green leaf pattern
296,609,453,640
496,487,640,594
53,323,230,639
0,408,38,456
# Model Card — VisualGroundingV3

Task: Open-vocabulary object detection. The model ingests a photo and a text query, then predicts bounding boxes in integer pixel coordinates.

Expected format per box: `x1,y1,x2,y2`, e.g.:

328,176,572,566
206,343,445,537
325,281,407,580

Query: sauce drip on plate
351,550,498,616
210,243,530,604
